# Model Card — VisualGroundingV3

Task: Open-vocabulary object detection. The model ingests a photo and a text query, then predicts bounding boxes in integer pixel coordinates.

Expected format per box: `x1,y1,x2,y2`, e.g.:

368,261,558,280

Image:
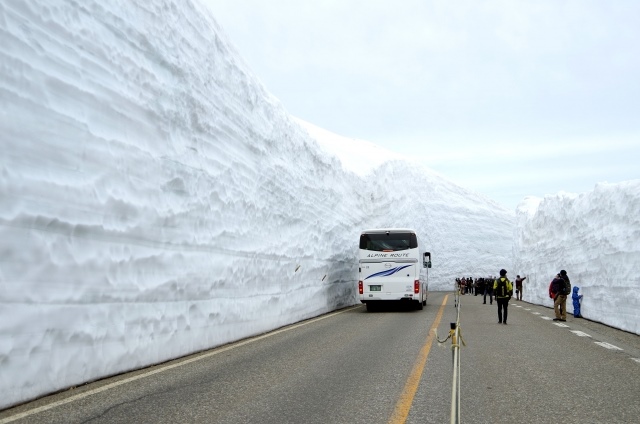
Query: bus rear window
359,233,417,251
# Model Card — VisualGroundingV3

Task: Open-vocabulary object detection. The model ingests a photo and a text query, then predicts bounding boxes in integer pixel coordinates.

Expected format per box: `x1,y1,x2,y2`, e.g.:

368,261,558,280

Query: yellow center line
388,295,449,424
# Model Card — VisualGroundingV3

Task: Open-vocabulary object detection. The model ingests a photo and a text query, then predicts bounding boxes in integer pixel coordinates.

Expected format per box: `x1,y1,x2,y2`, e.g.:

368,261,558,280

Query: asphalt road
1,292,639,424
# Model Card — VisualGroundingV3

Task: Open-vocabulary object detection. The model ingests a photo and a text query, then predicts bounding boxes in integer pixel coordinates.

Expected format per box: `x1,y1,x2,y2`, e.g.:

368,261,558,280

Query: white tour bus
358,228,431,311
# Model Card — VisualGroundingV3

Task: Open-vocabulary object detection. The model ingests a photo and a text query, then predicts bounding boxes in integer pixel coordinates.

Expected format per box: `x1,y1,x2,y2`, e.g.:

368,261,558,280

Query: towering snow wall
513,181,640,334
0,0,513,408
361,161,514,285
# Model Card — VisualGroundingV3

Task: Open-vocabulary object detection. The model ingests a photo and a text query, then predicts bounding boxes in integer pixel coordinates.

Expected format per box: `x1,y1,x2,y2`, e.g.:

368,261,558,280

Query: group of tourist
455,272,528,324
455,275,526,299
456,270,583,324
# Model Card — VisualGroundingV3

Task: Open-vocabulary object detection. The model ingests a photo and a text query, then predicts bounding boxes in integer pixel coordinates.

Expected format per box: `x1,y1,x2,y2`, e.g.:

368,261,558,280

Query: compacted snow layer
513,181,640,335
0,0,514,408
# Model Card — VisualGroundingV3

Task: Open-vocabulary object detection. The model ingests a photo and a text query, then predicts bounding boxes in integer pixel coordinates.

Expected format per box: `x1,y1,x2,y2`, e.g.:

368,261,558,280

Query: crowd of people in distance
455,270,584,325
455,276,497,296
456,272,526,323
455,275,527,300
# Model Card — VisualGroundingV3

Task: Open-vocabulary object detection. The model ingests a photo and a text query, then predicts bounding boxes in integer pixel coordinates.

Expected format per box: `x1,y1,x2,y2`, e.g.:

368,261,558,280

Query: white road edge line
594,342,623,351
0,305,363,423
570,331,592,337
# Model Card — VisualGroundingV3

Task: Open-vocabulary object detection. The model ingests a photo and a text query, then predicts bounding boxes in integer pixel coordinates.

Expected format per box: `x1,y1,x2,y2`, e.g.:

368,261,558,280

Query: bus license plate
370,285,381,291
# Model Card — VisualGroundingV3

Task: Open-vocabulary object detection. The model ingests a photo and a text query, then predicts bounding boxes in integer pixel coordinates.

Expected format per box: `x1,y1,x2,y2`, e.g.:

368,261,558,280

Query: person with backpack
551,270,570,321
493,269,513,324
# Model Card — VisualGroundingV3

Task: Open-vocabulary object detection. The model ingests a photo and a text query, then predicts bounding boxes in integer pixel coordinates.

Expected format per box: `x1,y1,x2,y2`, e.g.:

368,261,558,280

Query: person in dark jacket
483,277,493,305
515,275,526,301
551,270,569,321
493,269,513,324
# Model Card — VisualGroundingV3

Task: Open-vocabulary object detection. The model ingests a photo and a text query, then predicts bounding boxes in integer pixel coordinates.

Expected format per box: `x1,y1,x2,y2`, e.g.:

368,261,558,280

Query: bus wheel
416,300,424,310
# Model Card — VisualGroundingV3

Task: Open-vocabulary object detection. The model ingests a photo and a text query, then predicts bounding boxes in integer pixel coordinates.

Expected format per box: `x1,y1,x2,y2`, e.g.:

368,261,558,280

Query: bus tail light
359,281,363,294
414,280,420,294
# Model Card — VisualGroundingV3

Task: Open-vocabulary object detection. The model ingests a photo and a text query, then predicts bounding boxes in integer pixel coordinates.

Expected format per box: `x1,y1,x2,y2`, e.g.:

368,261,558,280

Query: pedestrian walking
494,269,513,324
483,277,493,305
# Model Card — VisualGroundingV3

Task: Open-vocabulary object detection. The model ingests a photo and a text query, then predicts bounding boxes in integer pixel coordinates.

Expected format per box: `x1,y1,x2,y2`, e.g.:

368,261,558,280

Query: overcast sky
202,0,640,209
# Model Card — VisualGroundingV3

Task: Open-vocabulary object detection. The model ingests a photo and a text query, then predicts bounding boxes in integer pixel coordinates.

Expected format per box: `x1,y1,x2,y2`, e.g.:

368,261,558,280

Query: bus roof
360,228,416,234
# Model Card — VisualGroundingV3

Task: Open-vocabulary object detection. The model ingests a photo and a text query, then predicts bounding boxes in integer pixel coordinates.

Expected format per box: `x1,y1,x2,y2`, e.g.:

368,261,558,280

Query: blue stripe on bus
364,265,412,280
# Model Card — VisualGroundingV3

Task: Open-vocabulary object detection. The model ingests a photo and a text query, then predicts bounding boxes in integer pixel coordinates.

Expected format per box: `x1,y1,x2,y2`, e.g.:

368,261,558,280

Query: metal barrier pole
450,327,459,424
450,294,459,424
451,289,463,424
438,288,465,424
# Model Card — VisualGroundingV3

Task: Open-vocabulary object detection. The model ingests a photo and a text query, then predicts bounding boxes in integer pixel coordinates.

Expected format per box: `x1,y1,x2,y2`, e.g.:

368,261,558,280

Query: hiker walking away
494,269,513,324
515,275,526,301
551,270,570,321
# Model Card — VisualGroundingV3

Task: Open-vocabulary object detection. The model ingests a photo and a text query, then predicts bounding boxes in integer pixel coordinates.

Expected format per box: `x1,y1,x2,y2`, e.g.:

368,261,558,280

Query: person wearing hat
551,270,570,321
493,269,513,324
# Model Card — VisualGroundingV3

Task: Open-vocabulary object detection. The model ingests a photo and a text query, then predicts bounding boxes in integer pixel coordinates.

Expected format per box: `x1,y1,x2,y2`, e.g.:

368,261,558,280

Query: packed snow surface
513,182,640,335
0,0,638,410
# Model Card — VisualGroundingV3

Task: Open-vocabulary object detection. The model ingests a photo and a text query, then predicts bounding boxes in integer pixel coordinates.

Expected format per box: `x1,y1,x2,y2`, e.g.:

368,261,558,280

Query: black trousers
497,297,509,323
484,289,493,304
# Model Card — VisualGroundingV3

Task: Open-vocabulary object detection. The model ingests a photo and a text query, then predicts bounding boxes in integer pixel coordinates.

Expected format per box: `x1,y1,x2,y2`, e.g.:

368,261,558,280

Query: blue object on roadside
572,286,583,318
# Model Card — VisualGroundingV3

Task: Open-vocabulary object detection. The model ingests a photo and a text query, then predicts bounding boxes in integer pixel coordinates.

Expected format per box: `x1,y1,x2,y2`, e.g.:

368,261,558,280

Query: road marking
0,305,363,424
570,331,592,337
531,312,540,315
631,358,640,363
540,317,552,320
595,342,623,351
524,308,531,311
389,295,448,424
553,323,569,328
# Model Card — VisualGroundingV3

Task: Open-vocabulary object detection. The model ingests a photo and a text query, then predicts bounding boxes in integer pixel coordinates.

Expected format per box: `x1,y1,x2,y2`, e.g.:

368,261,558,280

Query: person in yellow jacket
493,269,513,324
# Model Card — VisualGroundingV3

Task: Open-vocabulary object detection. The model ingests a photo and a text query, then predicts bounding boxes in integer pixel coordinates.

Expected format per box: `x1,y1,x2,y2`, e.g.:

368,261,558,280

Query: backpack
495,278,511,297
563,278,571,296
